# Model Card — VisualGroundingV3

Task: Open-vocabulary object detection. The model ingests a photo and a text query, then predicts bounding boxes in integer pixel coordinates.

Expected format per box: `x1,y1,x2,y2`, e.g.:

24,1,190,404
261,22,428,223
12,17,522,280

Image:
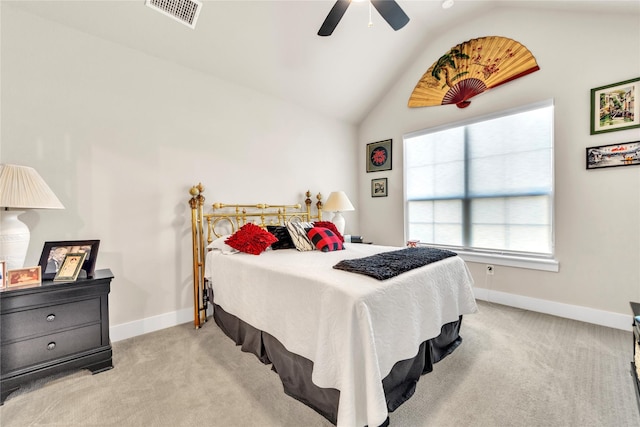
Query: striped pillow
285,221,315,251
307,227,343,252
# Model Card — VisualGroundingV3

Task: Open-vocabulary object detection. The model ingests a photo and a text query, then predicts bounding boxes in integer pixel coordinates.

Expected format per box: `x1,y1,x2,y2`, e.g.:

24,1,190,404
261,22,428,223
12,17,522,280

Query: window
404,101,554,262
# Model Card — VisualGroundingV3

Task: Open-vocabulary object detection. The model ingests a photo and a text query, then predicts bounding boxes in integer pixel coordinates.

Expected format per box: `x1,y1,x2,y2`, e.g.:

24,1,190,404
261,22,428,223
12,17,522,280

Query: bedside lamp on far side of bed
0,164,64,270
323,191,355,235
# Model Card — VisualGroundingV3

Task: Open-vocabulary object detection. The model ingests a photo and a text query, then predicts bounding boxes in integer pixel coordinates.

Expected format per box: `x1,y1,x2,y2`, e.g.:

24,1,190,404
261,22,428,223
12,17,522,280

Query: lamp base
332,211,346,235
0,210,30,270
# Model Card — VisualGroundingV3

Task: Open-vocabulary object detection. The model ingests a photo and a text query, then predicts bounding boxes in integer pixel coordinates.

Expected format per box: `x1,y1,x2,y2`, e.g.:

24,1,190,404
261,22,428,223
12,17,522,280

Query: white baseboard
110,290,633,342
473,286,632,331
110,307,193,342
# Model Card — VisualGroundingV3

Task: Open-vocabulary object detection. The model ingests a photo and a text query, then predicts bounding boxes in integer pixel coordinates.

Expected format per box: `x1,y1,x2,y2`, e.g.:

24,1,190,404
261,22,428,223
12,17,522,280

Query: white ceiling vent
145,0,202,29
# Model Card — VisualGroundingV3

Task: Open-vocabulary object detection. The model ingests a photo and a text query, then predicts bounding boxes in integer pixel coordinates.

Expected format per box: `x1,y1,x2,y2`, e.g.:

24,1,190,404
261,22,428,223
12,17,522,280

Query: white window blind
404,101,554,257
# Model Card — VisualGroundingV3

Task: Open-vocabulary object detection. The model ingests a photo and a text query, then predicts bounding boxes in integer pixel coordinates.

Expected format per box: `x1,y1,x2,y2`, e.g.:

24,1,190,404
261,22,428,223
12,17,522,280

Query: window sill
455,250,559,272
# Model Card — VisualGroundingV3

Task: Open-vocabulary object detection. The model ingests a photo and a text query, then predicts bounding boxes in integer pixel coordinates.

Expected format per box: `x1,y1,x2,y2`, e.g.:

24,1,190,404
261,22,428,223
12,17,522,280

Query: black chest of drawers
1,269,113,404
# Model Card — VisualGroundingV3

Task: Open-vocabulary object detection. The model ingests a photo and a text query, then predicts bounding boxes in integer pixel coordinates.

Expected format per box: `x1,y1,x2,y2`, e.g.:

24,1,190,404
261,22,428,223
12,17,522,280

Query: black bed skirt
212,303,463,426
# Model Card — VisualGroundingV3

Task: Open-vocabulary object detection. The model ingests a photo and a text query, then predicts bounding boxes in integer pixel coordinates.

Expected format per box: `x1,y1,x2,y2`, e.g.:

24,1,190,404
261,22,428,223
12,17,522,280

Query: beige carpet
1,300,639,426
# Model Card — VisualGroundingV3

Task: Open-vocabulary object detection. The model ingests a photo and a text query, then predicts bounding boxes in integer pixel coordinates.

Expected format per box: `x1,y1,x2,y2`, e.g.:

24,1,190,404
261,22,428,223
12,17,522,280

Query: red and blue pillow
313,221,344,242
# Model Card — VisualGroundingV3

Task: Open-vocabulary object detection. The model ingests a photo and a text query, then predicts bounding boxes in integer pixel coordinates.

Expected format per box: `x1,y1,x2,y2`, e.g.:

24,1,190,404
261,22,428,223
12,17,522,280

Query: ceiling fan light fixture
442,0,454,9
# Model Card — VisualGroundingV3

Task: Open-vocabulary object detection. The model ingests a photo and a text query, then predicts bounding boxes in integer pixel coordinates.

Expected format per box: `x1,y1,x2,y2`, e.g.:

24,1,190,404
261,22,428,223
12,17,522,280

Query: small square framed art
366,139,392,172
371,178,388,197
590,77,640,135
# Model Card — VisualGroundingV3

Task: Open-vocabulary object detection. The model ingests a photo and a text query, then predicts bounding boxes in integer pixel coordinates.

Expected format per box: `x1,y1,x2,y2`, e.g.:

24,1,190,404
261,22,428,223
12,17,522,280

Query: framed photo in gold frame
54,252,87,282
6,266,42,289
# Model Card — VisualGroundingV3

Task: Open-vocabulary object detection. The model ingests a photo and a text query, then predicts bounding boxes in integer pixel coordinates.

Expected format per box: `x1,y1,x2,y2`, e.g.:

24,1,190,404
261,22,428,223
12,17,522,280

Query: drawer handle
47,342,56,351
46,314,56,322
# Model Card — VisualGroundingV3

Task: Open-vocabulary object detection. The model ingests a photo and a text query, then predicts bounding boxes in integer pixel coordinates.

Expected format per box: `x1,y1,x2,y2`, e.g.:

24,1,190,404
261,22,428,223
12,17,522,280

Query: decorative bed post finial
189,183,205,208
316,193,323,221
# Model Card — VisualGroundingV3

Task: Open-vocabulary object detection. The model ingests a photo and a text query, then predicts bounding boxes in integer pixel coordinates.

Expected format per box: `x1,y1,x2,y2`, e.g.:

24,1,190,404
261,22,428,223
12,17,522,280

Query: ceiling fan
318,0,410,36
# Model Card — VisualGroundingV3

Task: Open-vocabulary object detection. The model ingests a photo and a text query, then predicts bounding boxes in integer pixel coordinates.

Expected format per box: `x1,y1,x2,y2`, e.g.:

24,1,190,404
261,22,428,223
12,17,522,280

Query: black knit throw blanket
333,247,457,280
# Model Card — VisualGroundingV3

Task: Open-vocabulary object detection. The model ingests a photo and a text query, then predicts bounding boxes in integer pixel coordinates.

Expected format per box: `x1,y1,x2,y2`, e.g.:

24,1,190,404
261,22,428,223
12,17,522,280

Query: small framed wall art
590,77,639,135
367,139,392,172
586,141,640,169
371,178,388,197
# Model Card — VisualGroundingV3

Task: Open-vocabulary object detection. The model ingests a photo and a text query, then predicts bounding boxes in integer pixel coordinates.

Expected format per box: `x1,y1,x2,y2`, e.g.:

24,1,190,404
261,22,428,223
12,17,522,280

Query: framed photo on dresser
54,252,87,282
6,266,41,289
0,261,6,289
38,240,100,280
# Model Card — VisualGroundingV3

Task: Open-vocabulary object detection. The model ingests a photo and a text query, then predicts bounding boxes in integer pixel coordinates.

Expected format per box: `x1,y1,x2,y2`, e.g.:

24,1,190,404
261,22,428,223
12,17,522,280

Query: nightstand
0,269,113,405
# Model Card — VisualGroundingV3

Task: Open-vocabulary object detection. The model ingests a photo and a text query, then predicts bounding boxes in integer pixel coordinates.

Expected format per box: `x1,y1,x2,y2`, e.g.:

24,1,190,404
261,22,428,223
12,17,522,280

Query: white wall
2,4,639,336
0,5,358,337
358,7,640,321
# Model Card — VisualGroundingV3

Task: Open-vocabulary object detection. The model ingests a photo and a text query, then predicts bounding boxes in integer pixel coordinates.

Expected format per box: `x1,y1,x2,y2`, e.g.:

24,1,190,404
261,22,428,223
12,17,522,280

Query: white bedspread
206,244,477,427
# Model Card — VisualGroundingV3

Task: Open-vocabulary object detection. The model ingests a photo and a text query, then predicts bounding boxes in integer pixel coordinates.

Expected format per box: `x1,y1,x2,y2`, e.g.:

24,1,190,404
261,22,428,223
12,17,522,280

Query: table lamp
323,191,354,235
0,164,64,270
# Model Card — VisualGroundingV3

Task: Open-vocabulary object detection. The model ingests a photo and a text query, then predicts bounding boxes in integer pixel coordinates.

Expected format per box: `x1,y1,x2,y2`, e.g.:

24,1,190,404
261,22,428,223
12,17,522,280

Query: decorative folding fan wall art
408,36,540,109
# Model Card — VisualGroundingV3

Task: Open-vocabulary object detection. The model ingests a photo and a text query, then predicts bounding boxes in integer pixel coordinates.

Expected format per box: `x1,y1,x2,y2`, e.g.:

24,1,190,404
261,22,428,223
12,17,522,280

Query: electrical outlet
486,265,494,275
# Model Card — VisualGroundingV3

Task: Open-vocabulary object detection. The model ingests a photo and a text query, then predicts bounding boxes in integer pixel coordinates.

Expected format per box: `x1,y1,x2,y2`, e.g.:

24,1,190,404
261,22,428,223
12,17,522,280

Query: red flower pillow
307,227,343,252
313,221,344,242
225,223,278,255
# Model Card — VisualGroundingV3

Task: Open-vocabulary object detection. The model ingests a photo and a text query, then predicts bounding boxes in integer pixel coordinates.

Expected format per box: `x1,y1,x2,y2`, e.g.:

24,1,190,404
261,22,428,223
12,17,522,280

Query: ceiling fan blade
318,0,351,36
371,0,410,31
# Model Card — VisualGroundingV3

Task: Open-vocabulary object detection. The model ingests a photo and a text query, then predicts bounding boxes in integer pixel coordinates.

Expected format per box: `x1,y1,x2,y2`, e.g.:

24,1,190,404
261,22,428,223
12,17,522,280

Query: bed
188,184,478,427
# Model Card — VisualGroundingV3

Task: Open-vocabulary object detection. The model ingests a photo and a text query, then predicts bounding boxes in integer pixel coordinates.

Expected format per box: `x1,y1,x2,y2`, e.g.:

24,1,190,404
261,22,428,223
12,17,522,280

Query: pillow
267,225,295,250
313,221,344,242
285,221,315,251
207,235,239,255
307,227,344,252
225,223,278,255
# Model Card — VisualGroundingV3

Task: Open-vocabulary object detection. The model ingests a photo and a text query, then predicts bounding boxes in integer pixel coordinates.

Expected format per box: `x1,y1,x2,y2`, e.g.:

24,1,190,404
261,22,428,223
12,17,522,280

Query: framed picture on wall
366,139,392,172
371,178,388,197
590,77,640,134
586,141,640,169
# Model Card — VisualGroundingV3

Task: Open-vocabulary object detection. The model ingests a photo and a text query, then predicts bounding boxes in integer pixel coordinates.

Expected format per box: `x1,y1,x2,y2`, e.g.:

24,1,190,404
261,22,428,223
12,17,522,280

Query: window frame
403,99,558,272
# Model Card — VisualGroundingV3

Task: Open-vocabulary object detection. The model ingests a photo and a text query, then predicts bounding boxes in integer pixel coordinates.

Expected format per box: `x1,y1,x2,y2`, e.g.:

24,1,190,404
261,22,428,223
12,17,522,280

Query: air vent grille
145,0,202,29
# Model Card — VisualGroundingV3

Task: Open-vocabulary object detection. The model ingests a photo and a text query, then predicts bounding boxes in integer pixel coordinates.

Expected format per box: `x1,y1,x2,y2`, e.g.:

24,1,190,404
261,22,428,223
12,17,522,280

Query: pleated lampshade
0,164,64,270
0,164,64,209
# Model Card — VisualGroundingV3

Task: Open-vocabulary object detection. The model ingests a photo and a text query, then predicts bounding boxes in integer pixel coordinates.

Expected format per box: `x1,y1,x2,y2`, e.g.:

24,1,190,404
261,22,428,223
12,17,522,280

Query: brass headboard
188,183,323,328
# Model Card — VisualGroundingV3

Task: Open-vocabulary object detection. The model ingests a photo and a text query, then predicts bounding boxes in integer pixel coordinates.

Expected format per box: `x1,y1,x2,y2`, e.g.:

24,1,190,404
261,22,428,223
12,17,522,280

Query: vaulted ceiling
5,1,639,124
